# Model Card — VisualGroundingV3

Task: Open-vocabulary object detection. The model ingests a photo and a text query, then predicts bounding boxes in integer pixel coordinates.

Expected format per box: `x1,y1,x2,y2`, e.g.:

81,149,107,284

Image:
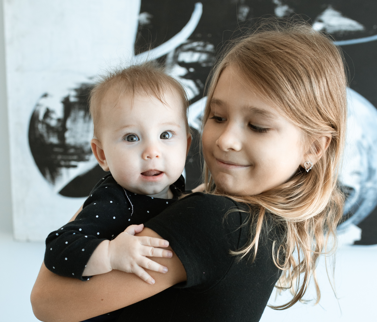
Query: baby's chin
124,184,171,197
114,177,168,196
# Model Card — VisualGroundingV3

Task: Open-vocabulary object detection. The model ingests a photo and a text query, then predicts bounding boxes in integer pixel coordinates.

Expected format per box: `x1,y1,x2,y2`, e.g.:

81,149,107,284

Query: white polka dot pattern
44,173,184,281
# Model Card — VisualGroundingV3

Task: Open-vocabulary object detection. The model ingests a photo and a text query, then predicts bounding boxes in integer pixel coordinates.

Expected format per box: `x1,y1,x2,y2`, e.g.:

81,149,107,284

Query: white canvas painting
4,0,140,240
4,0,377,244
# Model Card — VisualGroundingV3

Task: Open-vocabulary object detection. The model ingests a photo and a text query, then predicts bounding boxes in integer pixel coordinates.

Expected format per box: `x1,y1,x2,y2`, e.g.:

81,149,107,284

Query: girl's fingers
137,257,169,274
139,236,169,247
140,246,173,258
132,265,155,285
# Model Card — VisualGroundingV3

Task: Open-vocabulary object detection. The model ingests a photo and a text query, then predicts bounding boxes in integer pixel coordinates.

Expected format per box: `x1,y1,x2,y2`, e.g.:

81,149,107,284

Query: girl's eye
124,134,140,142
209,115,226,123
249,124,269,133
160,131,173,140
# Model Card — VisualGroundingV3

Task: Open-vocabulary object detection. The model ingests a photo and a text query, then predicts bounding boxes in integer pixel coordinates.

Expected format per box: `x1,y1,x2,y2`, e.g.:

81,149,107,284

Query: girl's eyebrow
244,106,276,120
210,98,224,107
211,97,276,120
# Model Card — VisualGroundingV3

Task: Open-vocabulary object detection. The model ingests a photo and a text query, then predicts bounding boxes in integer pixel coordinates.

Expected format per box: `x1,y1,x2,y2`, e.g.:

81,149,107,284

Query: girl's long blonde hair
203,20,347,309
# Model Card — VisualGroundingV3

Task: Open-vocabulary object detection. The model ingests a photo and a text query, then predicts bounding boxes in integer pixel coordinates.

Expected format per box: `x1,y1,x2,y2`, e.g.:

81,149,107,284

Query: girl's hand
108,224,172,284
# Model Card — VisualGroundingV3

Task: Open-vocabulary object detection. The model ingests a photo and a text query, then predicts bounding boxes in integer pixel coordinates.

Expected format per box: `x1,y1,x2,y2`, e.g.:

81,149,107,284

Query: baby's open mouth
141,170,163,176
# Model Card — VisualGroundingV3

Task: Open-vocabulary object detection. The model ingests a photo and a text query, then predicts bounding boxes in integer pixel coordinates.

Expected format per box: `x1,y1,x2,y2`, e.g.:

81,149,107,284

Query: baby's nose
142,145,161,160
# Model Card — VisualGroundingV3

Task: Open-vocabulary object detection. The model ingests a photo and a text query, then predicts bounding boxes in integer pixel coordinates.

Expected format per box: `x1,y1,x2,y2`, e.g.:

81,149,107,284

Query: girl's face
202,65,305,196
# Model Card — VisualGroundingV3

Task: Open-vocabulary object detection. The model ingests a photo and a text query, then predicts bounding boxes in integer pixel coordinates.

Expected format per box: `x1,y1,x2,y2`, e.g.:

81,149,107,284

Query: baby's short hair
89,62,189,138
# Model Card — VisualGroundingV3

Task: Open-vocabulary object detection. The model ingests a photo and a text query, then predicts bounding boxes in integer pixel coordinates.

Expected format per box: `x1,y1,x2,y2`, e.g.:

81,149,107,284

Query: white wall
0,0,13,235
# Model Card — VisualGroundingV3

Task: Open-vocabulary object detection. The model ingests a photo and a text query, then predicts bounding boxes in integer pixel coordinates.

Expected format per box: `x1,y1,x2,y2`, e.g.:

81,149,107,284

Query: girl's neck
147,186,173,199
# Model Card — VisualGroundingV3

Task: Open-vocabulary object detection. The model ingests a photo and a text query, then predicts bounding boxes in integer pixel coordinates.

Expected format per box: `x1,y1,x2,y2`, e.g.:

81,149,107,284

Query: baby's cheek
171,146,187,165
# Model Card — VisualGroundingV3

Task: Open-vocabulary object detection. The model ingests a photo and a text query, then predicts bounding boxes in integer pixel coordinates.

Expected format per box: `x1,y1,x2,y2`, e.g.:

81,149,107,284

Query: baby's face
96,88,190,195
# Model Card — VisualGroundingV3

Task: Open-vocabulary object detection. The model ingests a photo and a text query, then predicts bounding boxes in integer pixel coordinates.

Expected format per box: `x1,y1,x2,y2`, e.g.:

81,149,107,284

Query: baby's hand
108,224,172,285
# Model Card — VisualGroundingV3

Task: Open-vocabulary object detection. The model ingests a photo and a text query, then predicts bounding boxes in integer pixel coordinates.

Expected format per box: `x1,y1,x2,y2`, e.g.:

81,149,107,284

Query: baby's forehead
94,82,189,134
102,83,183,108
101,86,186,121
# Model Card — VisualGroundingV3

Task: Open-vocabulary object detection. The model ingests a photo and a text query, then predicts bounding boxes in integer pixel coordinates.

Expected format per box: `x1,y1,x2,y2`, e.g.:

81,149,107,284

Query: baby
44,63,192,312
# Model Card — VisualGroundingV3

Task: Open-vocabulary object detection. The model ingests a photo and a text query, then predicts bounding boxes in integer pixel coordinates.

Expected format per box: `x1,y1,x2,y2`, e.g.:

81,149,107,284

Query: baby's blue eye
125,134,139,142
160,131,173,140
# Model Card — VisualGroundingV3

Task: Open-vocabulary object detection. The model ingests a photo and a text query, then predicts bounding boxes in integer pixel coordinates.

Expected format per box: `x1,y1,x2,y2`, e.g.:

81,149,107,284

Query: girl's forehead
212,67,281,116
214,65,265,100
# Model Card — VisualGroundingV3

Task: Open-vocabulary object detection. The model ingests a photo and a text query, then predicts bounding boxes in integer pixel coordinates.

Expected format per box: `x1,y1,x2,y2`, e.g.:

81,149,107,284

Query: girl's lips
216,158,249,168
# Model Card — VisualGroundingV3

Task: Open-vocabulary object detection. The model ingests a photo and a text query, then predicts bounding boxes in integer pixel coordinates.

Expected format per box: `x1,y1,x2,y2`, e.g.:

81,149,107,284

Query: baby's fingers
137,257,169,275
141,246,173,258
139,236,169,248
133,265,156,285
124,224,144,236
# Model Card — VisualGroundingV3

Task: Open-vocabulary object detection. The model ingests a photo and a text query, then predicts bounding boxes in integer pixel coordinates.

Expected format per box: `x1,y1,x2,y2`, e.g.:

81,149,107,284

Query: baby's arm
82,223,172,284
44,175,170,282
44,214,106,280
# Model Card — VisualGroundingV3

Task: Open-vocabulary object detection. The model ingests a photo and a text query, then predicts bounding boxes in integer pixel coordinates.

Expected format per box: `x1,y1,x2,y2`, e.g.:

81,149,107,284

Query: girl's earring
304,161,313,173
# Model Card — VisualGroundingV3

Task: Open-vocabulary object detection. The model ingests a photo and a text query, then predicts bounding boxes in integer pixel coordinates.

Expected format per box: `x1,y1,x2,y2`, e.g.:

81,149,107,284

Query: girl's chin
214,181,240,196
214,180,261,196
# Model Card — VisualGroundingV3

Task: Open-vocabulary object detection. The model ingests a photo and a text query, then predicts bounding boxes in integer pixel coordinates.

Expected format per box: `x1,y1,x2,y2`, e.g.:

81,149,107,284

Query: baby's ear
186,134,192,155
91,138,110,171
302,135,331,169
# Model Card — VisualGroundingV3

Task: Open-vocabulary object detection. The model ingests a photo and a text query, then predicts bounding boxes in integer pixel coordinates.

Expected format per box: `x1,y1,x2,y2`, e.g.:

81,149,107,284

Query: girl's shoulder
180,192,242,209
145,192,283,293
180,192,270,219
148,192,282,242
148,192,244,231
181,193,285,242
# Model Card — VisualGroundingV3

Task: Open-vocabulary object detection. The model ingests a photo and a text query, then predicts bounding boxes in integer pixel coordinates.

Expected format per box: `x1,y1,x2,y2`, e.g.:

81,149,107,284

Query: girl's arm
31,227,187,322
69,205,82,222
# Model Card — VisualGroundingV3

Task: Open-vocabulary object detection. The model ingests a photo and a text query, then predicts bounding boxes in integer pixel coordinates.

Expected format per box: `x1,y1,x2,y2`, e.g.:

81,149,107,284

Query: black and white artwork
5,0,377,244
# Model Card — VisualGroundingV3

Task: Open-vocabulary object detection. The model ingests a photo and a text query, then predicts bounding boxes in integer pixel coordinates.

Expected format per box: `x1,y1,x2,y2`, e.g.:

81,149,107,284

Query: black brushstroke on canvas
28,83,98,196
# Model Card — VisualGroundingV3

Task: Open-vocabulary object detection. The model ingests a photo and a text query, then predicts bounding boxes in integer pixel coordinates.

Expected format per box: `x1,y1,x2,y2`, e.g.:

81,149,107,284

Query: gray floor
0,230,43,322
0,226,375,322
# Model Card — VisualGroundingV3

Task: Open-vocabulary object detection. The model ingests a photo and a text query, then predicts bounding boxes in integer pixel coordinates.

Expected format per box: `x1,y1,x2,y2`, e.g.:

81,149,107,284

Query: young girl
31,21,347,322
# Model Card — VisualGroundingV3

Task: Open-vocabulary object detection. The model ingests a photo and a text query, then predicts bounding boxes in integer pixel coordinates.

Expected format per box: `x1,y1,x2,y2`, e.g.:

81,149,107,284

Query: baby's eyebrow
160,122,181,128
115,124,135,132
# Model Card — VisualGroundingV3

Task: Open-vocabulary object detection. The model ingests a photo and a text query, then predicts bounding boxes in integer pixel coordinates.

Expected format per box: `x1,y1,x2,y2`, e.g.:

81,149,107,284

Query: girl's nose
142,144,161,160
215,124,242,152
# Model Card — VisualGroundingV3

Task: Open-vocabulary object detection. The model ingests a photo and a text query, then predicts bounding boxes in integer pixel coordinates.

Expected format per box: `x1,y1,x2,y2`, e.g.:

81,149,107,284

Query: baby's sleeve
44,176,132,281
145,193,244,291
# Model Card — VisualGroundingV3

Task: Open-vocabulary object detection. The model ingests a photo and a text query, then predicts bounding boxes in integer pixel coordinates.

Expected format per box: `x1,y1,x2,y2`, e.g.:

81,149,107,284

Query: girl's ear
91,138,110,171
302,135,331,168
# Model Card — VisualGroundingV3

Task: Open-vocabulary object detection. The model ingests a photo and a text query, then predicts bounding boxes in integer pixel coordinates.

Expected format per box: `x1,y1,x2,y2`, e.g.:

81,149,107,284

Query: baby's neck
147,186,173,199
